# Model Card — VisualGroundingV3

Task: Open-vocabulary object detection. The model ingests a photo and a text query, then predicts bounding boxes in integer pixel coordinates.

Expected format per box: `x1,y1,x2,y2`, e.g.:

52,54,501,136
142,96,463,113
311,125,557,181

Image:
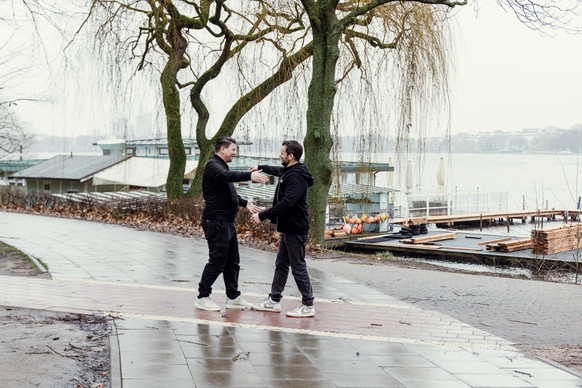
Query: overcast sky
452,3,582,134
3,2,582,139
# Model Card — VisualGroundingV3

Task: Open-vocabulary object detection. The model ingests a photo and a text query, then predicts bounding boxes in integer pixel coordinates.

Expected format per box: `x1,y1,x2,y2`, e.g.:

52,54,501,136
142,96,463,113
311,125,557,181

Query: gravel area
0,242,111,388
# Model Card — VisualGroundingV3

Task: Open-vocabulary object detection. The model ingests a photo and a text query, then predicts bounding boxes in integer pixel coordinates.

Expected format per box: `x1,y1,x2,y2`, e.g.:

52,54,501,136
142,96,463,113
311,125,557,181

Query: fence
407,191,508,218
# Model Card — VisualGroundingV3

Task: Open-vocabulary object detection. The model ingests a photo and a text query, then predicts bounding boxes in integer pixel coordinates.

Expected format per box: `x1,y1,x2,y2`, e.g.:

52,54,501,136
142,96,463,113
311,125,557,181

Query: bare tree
0,103,31,158
86,1,309,198
294,0,582,245
80,0,582,243
495,0,581,31
0,6,41,159
0,51,30,158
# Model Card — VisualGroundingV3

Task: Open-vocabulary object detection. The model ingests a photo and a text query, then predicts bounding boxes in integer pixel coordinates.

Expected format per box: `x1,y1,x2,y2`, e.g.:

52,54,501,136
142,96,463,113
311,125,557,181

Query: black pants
269,233,314,306
198,219,241,300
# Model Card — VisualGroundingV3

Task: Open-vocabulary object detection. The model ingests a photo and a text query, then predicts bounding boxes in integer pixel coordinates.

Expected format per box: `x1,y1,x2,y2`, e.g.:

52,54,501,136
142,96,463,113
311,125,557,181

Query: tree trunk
161,60,187,199
161,22,189,199
187,141,213,198
304,17,341,246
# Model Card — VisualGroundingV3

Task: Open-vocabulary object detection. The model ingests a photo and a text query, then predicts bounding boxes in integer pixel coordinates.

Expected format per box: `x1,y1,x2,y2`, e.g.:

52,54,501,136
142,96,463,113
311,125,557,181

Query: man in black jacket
250,140,316,317
195,137,268,312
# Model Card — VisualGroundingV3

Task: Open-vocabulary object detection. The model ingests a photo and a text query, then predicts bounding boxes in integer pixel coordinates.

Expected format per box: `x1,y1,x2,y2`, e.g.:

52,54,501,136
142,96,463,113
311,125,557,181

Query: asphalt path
308,255,582,346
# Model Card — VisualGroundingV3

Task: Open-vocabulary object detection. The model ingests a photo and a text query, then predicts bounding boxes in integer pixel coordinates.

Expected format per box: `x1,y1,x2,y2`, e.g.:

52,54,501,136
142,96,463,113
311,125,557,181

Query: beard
281,159,289,167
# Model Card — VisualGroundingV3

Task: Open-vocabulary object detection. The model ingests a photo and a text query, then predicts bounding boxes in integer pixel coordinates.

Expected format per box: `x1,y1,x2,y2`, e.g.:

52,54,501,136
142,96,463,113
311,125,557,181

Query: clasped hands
246,200,263,225
247,165,266,225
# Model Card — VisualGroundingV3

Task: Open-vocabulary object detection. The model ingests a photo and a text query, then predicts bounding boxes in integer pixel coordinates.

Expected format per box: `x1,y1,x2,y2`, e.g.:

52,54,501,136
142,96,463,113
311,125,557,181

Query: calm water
358,152,582,211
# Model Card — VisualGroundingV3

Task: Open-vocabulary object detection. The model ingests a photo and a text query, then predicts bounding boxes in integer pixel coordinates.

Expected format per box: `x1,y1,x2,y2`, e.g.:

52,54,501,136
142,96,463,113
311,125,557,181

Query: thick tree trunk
304,20,340,246
161,60,187,199
187,142,213,198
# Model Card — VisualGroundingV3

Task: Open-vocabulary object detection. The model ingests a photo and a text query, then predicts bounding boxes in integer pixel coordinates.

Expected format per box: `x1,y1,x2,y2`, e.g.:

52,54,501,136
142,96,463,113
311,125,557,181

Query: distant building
0,159,45,187
94,138,200,160
11,154,127,194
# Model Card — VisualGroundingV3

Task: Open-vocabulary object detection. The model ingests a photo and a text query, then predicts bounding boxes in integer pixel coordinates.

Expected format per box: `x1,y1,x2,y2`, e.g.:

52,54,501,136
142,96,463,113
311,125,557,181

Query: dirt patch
0,242,50,278
0,241,111,387
523,345,582,375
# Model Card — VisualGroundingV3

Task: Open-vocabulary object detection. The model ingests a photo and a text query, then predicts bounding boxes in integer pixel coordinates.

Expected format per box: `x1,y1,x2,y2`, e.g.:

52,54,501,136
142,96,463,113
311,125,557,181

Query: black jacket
202,155,251,222
258,163,314,235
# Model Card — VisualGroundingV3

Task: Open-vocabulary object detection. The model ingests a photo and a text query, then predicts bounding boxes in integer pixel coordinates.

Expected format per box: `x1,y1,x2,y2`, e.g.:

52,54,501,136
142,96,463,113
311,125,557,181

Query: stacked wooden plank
486,238,532,252
403,217,428,226
532,224,582,255
400,232,457,245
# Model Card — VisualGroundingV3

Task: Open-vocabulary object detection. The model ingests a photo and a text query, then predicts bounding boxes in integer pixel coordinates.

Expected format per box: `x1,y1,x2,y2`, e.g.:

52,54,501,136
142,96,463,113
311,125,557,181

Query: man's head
280,140,303,167
215,137,237,163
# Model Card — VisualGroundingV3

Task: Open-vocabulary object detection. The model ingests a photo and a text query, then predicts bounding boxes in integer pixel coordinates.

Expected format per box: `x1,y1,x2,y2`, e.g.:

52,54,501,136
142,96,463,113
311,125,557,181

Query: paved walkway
1,212,581,387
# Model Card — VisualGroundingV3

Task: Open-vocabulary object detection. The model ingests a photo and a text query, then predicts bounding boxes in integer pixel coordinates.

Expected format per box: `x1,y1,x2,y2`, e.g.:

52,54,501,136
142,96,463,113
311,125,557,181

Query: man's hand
250,170,268,183
246,200,261,214
250,212,261,224
248,166,259,172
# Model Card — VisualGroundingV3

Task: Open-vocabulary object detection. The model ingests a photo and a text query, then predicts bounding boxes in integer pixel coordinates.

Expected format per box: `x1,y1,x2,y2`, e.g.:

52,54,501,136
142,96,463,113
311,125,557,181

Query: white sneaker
253,297,281,313
194,297,221,312
286,305,315,318
225,296,254,310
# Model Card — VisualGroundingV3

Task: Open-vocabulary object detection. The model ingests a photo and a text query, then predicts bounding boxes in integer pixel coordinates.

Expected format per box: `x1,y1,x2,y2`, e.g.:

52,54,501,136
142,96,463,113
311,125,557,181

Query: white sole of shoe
253,307,281,313
225,305,253,310
194,305,220,312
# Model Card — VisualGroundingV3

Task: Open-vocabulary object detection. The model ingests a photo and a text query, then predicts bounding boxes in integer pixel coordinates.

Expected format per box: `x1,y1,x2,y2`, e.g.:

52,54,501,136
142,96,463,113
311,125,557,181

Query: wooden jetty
324,209,582,269
390,209,582,228
343,229,582,270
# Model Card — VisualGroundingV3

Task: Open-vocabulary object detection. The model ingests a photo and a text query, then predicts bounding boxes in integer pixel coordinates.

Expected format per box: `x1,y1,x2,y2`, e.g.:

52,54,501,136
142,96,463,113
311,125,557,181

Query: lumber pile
400,232,457,244
531,224,582,255
402,217,428,226
486,238,532,252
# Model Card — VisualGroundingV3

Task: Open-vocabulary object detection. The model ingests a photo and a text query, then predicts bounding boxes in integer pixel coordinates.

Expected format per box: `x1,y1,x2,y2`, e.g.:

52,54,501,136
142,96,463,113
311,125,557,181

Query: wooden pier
390,209,582,228
324,209,582,270
343,229,582,271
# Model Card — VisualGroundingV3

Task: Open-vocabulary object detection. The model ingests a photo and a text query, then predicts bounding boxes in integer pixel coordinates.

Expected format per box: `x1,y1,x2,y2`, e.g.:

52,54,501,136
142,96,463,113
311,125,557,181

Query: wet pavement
1,211,581,387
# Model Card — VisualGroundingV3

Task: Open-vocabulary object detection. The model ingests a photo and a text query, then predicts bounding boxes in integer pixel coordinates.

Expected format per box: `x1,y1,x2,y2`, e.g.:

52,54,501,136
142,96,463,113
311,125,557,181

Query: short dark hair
214,137,236,152
283,140,303,161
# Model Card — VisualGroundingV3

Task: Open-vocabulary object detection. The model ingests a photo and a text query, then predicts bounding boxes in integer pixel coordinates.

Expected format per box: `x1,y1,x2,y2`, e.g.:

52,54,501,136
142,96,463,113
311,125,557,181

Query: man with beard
250,140,315,317
195,137,268,312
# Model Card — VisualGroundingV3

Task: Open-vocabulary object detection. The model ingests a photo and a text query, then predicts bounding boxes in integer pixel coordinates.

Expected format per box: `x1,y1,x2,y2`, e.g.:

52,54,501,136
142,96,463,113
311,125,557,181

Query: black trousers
198,219,241,300
269,233,314,306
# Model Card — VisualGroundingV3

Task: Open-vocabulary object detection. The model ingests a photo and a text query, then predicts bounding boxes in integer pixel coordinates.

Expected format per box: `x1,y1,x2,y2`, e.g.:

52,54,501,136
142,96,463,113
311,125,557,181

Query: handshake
246,201,264,225
247,165,268,225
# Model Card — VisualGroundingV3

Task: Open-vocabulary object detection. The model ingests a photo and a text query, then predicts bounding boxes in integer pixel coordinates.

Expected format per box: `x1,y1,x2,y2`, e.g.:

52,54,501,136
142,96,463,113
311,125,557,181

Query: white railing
407,191,509,217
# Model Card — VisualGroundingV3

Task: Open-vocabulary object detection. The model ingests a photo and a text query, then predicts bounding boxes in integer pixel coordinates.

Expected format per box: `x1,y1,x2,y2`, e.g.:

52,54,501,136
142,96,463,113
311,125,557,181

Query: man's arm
259,177,306,221
208,161,267,183
249,165,283,176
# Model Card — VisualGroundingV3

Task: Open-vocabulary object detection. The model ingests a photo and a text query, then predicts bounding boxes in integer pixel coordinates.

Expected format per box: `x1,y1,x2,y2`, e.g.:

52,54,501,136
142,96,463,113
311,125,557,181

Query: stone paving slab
112,318,582,388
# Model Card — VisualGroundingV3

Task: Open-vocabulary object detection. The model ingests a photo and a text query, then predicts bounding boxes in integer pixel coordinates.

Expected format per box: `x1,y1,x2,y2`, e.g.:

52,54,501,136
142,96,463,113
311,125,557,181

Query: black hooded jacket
201,155,251,222
257,163,314,235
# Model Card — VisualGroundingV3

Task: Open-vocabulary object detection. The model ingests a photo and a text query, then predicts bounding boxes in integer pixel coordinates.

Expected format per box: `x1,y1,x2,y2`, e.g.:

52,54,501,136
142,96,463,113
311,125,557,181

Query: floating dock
343,229,582,270
390,209,582,228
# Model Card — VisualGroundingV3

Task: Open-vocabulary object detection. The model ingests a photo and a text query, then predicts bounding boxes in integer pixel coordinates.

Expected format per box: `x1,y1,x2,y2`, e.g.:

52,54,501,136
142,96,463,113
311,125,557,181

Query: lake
349,152,582,212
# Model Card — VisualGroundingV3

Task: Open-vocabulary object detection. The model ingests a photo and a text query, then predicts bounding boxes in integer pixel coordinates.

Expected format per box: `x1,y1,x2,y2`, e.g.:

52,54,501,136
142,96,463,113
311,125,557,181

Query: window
185,147,191,155
44,183,50,192
125,147,136,156
158,147,169,156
